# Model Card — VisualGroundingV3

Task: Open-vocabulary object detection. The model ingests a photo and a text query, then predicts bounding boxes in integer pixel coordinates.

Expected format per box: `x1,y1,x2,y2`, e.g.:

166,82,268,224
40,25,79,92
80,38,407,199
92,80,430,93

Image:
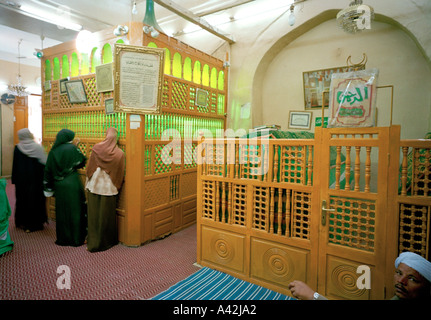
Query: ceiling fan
1,93,16,105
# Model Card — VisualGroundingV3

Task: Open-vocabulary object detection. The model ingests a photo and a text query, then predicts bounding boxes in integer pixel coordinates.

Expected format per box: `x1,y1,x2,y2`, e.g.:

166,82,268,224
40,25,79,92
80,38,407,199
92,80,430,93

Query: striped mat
151,267,295,300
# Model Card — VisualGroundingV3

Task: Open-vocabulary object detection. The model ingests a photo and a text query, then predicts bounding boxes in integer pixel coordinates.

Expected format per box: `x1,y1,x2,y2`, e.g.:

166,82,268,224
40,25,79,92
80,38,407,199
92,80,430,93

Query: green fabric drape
0,178,14,255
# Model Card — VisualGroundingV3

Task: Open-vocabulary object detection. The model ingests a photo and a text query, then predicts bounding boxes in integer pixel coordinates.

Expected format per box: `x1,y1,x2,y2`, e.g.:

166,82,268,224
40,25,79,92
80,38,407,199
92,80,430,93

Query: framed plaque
195,88,208,107
96,63,114,93
288,111,312,130
113,44,165,114
65,79,87,104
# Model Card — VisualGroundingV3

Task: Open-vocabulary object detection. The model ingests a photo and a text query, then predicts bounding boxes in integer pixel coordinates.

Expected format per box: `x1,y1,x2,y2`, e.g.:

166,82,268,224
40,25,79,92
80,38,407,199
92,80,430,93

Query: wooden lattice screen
197,126,431,299
41,22,227,246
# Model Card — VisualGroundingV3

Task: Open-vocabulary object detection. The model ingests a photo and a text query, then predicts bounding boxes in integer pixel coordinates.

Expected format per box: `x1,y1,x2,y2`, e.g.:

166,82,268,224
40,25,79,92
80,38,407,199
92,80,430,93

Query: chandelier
8,39,30,97
337,0,374,34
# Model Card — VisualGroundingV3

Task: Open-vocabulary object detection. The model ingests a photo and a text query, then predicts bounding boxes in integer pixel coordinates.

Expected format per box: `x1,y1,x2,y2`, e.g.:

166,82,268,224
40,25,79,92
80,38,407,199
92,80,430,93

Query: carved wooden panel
326,256,371,300
143,177,170,209
201,226,245,273
250,238,308,288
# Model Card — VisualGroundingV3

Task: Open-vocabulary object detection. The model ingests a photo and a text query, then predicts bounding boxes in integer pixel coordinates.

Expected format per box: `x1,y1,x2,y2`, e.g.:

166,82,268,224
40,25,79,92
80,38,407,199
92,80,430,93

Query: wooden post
123,114,144,246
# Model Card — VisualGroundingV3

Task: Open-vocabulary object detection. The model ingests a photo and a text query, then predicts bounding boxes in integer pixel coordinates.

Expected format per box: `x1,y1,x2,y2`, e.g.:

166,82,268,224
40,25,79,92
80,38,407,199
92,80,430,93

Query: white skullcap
395,252,431,283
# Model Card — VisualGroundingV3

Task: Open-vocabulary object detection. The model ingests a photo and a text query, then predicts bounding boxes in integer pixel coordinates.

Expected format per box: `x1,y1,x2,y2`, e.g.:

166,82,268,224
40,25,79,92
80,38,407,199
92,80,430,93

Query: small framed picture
288,111,312,130
105,98,114,115
195,88,208,107
96,63,114,93
65,79,87,104
44,80,51,92
59,78,69,95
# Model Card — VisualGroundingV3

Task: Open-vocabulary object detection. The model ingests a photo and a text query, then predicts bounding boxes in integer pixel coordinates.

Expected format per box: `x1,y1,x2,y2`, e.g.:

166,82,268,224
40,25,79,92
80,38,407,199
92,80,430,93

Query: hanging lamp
8,39,30,97
143,0,163,33
337,0,374,34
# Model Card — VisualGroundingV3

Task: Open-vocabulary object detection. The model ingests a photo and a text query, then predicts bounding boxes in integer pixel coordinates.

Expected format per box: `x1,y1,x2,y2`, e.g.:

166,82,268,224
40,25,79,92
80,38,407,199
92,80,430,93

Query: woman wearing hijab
44,129,87,247
85,127,125,252
12,128,47,232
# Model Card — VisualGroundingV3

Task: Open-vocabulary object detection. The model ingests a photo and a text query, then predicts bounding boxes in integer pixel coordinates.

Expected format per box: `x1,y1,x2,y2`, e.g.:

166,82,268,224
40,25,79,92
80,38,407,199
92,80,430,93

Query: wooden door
315,126,397,300
13,96,28,145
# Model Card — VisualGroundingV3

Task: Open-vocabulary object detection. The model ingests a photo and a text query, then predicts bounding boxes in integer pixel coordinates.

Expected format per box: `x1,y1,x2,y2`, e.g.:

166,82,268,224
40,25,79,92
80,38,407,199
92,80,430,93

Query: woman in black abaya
12,128,47,232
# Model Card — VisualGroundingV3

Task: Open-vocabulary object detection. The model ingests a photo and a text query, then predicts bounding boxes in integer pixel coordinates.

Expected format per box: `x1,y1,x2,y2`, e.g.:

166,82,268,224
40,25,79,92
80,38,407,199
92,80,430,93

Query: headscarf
17,128,47,165
395,252,431,283
51,129,75,150
86,127,125,190
44,129,86,187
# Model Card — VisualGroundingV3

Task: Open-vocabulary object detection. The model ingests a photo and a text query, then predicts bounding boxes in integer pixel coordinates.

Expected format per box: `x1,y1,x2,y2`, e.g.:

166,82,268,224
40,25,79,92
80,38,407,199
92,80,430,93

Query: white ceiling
0,0,293,68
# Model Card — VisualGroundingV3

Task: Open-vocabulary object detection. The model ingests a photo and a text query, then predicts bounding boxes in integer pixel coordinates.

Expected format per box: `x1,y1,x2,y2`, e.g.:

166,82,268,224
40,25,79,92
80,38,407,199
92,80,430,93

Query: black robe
12,146,47,231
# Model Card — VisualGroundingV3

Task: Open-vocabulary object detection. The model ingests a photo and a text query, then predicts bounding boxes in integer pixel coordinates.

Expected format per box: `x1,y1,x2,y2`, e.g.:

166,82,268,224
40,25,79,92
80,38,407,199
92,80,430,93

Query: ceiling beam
195,0,255,17
152,0,235,44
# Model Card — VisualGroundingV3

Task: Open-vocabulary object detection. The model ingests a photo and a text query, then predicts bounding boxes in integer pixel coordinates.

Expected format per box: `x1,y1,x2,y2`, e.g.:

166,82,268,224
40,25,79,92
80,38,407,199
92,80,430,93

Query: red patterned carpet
0,180,200,300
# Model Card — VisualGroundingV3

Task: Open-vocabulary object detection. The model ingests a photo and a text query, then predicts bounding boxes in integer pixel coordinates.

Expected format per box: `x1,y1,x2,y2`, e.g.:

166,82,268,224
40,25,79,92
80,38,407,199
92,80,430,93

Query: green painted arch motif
44,42,226,89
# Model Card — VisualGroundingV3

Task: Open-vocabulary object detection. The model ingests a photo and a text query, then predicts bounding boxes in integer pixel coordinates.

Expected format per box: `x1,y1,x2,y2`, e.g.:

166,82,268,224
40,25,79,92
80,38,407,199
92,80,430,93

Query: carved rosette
263,248,294,279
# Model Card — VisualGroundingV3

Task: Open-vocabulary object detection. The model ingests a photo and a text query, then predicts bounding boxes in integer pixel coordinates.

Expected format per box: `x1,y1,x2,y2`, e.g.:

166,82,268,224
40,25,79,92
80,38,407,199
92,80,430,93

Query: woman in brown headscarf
85,127,125,252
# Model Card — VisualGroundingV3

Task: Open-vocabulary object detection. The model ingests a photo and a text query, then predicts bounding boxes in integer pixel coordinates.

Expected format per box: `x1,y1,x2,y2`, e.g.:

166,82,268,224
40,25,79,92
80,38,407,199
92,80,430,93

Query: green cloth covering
241,130,351,188
0,178,14,255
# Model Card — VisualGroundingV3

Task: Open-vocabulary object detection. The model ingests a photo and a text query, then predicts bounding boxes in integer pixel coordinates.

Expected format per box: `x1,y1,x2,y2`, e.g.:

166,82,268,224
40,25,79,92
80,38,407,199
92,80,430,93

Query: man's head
394,252,431,300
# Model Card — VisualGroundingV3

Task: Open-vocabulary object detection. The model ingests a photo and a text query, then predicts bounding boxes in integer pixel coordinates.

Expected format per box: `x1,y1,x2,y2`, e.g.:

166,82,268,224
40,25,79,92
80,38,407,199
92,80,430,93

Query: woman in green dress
44,129,87,247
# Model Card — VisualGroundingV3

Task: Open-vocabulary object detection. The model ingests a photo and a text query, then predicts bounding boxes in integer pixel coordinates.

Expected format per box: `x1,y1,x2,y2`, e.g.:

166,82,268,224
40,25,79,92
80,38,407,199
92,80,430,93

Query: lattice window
239,143,268,180
202,180,215,219
77,142,87,158
184,143,197,169
412,148,431,196
155,144,172,174
399,203,429,258
280,146,306,184
189,87,196,112
253,186,269,231
291,191,311,239
231,184,246,226
162,79,170,108
172,80,188,110
206,142,225,177
328,197,375,252
87,77,102,107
